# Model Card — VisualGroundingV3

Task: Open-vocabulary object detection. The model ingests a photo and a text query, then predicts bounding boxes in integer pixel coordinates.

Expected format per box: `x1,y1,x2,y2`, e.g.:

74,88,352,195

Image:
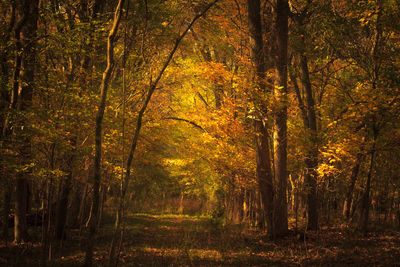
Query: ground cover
1,213,399,266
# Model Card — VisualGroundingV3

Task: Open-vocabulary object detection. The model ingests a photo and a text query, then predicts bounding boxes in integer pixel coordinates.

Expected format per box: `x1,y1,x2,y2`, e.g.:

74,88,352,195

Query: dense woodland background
0,0,400,266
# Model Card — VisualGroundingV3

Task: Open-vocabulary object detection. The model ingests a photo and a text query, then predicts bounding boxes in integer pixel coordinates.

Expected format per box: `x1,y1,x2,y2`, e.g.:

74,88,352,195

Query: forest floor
1,213,400,266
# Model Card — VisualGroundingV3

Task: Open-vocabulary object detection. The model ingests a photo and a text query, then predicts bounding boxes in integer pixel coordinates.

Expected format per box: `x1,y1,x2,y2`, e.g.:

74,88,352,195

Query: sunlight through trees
0,0,400,265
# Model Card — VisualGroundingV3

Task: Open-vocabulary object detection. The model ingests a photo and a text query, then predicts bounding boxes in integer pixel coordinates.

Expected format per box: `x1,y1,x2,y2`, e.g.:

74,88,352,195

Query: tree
247,0,274,235
273,0,289,235
107,0,219,264
13,0,39,244
85,0,125,265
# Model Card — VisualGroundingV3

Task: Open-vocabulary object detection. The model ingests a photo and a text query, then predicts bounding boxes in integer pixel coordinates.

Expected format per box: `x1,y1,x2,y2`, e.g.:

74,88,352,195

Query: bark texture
248,0,274,235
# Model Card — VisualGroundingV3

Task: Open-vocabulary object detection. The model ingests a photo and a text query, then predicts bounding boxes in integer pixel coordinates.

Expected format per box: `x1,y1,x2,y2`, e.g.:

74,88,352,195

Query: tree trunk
361,134,377,235
0,1,16,128
97,185,106,229
14,0,39,243
254,120,274,233
84,1,125,265
55,138,75,240
41,173,54,265
300,53,319,230
2,0,24,137
55,174,72,240
290,11,319,231
292,65,318,229
110,3,218,265
14,178,29,243
343,153,363,220
273,0,289,236
109,56,128,266
2,183,11,240
66,181,82,228
78,183,89,230
248,0,274,236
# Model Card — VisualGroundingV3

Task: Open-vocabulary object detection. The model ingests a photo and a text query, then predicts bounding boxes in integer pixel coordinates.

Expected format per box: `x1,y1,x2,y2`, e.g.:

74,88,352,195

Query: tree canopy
1,0,400,265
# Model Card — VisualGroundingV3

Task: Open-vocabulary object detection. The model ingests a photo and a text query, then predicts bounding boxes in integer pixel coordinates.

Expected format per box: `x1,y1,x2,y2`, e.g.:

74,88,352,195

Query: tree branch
125,0,220,177
164,117,206,131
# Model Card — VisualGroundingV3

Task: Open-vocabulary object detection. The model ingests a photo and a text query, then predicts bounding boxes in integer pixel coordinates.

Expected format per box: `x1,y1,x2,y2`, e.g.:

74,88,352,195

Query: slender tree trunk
108,63,127,266
1,3,25,242
0,1,16,127
14,178,30,243
2,183,11,240
97,185,106,229
273,0,289,236
78,183,89,231
55,138,75,240
67,181,83,228
1,0,25,137
40,143,55,266
84,1,125,265
343,153,363,220
361,151,374,234
55,174,72,240
350,191,360,220
360,0,382,235
41,173,54,265
300,54,319,230
238,189,244,222
14,0,39,243
290,11,319,231
361,132,377,235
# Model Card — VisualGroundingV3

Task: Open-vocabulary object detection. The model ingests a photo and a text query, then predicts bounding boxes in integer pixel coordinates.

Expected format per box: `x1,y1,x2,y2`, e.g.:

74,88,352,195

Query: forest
0,0,400,266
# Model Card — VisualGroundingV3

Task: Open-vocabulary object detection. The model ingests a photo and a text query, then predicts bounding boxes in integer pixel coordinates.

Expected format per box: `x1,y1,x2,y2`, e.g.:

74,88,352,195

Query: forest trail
61,214,400,266
2,0,400,265
1,213,400,266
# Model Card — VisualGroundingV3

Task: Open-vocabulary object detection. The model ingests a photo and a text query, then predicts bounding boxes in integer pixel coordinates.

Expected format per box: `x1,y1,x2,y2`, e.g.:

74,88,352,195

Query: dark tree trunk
248,0,274,236
67,181,83,228
0,1,16,124
273,0,289,236
55,138,76,240
254,120,274,233
361,151,374,234
361,132,377,235
214,85,223,109
78,183,89,229
289,8,319,231
343,153,363,220
300,53,318,230
2,183,11,239
360,1,382,235
14,177,29,242
55,174,72,240
1,0,20,137
84,0,125,265
14,0,39,243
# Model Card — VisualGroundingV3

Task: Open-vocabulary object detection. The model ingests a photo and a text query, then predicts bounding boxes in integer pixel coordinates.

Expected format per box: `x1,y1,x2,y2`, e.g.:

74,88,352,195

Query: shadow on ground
1,214,399,266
